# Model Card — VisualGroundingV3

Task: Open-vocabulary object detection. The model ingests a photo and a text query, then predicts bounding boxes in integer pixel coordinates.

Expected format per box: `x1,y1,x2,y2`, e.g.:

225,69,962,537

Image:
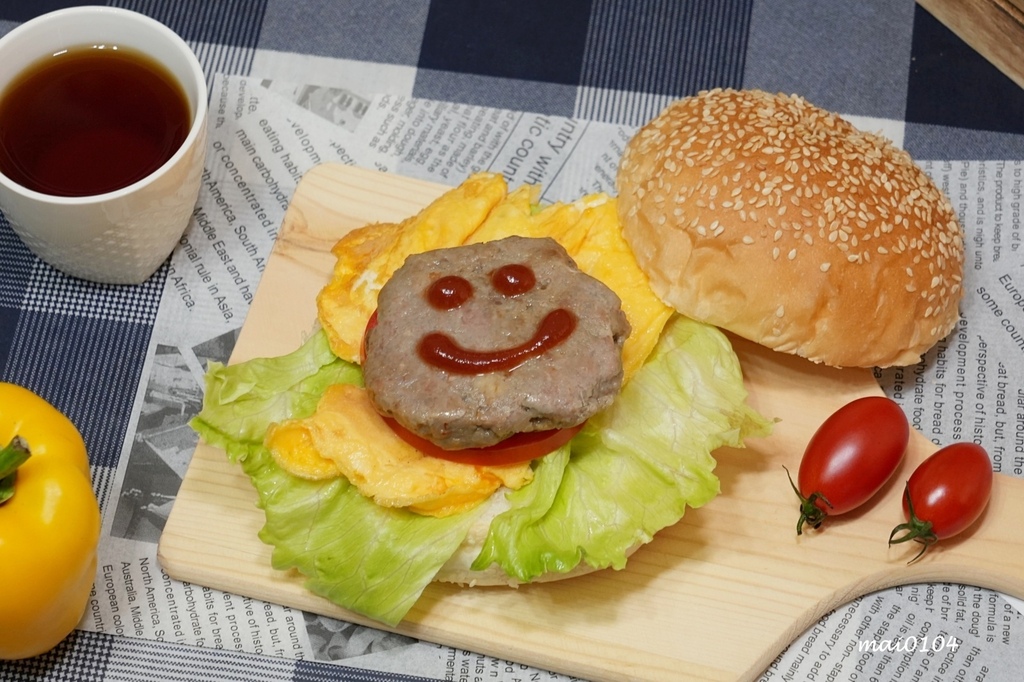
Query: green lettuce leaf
191,331,478,626
471,315,773,580
237,446,481,625
191,318,771,626
191,331,361,456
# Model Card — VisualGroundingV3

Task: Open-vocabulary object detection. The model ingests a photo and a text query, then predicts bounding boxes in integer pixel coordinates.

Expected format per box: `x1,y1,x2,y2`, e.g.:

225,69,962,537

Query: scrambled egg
266,385,533,517
317,173,509,363
463,184,674,379
270,172,673,517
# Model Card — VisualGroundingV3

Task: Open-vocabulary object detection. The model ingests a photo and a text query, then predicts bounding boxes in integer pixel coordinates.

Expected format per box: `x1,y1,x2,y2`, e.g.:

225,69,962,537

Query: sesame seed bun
616,88,965,368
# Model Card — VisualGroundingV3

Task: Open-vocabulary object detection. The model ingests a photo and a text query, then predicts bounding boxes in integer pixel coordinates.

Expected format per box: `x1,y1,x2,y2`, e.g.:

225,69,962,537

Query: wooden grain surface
917,0,1024,90
159,164,1024,682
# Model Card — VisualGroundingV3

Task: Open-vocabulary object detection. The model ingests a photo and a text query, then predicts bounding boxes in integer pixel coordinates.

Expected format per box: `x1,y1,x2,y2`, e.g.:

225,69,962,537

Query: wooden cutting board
917,0,1024,91
159,164,1024,682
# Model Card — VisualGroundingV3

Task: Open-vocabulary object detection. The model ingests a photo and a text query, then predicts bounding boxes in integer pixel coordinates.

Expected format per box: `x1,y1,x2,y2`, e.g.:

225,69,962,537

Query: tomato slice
383,417,583,466
360,309,378,364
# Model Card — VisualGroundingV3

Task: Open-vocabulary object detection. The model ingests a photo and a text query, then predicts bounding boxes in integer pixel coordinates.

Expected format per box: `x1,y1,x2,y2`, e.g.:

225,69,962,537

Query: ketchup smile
418,263,577,374
418,308,576,374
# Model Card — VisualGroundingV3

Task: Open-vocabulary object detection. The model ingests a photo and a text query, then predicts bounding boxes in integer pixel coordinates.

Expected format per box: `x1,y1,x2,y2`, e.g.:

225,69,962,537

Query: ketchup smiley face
362,235,629,451
418,263,577,375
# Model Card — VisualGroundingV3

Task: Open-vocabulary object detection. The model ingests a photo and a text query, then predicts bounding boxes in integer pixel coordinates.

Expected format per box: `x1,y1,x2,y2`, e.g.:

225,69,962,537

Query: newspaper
80,73,1024,681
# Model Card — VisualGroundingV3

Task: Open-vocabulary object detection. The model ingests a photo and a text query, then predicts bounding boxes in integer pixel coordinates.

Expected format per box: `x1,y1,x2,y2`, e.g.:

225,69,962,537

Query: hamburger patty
362,235,630,450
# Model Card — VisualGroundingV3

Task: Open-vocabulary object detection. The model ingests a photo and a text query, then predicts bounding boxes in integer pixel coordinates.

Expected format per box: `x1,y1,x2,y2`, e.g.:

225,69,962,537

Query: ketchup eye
491,263,535,297
427,275,473,310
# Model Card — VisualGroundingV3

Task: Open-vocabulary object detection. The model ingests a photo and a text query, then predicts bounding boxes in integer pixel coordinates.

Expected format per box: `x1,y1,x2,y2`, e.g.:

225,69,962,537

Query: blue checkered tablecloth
1,1,1023,680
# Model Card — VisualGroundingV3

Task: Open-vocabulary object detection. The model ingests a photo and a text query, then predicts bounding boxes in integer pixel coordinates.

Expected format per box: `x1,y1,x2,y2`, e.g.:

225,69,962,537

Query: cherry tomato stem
784,466,832,535
888,485,936,563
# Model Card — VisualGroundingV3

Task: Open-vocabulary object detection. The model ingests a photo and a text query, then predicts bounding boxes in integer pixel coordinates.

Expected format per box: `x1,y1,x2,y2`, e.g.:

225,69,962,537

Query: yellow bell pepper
0,382,101,660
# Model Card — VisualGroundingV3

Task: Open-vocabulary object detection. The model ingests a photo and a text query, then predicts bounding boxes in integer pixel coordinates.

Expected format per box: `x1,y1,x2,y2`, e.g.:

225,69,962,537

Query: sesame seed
623,88,964,333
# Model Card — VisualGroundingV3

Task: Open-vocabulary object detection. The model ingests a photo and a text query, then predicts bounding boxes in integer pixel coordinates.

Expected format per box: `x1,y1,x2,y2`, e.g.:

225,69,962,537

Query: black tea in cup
0,45,191,197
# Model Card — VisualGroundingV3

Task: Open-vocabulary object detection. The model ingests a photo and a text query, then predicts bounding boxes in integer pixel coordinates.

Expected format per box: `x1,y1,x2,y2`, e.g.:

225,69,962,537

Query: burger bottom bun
434,491,639,586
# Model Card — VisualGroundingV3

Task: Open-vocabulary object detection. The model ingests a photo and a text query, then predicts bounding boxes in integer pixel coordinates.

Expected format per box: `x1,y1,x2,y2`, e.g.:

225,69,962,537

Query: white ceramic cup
0,6,208,284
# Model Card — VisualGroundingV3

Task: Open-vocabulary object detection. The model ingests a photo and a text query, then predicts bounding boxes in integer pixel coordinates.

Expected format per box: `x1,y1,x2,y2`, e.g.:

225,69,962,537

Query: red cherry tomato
889,442,993,561
788,396,909,534
383,417,583,467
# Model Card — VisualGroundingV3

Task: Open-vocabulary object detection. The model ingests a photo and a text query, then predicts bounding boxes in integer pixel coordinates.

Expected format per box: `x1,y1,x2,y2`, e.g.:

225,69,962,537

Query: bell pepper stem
0,436,31,505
